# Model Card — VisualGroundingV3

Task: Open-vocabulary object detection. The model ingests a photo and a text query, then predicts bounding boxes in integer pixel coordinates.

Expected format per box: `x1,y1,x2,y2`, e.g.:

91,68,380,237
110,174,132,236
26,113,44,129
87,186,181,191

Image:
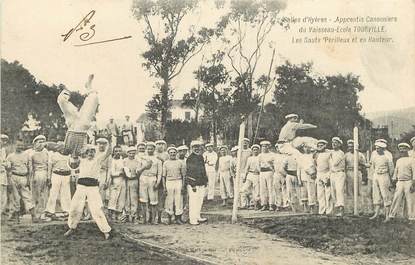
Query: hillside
366,106,415,138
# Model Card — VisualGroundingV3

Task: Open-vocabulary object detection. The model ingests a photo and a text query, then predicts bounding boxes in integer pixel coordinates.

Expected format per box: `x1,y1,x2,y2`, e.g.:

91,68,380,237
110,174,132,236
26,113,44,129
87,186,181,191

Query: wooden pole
353,126,359,216
232,120,246,223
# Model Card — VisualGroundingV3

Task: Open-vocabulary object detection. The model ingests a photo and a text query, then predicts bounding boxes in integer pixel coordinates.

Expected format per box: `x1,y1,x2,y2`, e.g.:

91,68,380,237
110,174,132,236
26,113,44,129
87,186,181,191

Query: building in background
167,100,196,122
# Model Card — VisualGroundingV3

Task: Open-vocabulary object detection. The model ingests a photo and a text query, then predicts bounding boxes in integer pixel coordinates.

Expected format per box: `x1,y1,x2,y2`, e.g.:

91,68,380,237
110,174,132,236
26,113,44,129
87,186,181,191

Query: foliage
272,61,370,145
215,0,287,142
132,0,218,136
182,51,234,144
400,125,415,144
1,59,84,141
165,119,210,146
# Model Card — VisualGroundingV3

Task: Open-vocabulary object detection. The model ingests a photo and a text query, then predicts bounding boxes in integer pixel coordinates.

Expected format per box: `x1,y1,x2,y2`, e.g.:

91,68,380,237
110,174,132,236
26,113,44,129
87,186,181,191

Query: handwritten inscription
61,10,131,47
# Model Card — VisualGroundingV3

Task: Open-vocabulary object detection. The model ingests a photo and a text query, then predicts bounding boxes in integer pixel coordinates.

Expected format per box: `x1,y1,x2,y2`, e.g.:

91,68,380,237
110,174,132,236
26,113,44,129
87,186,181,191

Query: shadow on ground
1,223,203,265
245,215,415,259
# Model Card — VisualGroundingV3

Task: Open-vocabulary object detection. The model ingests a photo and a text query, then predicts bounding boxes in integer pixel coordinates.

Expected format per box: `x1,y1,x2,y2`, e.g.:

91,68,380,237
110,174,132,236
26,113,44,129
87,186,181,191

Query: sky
2,0,414,123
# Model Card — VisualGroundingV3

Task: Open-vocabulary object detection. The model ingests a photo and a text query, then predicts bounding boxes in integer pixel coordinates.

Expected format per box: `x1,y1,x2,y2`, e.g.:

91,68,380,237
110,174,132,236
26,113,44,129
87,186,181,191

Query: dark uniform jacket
186,153,208,187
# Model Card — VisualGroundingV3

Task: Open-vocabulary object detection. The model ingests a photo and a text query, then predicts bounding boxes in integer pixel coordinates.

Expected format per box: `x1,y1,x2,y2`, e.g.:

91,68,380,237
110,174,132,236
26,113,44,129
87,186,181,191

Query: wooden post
232,120,246,223
353,126,359,216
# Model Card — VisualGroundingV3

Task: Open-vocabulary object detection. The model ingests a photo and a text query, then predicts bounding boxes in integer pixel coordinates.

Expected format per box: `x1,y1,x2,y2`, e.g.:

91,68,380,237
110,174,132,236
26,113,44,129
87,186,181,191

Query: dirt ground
118,222,354,265
245,215,415,263
2,211,415,265
1,222,203,265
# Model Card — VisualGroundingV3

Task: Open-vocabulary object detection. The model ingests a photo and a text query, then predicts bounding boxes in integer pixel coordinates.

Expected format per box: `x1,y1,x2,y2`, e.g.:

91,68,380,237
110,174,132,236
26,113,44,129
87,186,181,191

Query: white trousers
68,184,111,233
389,180,415,220
285,174,298,205
45,173,71,213
372,173,392,207
242,173,260,203
165,180,183,215
206,166,217,200
330,171,346,207
187,185,205,225
275,174,290,208
57,90,98,132
316,172,333,215
259,171,274,205
108,177,126,212
32,170,49,215
219,171,233,199
300,180,317,206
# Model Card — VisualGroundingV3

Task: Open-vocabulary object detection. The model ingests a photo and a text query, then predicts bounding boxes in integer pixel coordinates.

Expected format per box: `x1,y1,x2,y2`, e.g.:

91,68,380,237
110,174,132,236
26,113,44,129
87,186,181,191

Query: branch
144,14,156,44
169,42,206,80
250,18,274,75
237,19,250,72
227,41,242,78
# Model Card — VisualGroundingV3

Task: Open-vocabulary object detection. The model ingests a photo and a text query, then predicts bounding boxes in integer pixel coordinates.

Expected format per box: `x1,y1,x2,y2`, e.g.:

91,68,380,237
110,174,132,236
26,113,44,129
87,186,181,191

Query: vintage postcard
1,0,414,264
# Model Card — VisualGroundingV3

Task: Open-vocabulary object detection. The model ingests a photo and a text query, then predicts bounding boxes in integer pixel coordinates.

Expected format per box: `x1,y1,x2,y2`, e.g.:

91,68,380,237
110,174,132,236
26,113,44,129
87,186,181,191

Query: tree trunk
213,119,217,146
160,78,170,139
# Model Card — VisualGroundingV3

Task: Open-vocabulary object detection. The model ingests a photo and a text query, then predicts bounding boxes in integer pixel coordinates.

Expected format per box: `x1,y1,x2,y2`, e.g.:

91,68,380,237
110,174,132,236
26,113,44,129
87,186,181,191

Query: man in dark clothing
186,141,208,225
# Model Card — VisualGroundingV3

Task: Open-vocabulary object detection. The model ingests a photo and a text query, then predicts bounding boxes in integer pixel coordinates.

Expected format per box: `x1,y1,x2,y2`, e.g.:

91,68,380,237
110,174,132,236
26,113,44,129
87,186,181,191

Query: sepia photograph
1,0,414,264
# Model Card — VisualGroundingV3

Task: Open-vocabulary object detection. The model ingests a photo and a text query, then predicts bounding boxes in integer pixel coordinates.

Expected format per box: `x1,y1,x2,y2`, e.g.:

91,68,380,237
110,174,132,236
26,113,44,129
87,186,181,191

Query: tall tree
1,59,83,141
183,51,231,144
217,0,287,137
132,0,217,137
272,61,370,145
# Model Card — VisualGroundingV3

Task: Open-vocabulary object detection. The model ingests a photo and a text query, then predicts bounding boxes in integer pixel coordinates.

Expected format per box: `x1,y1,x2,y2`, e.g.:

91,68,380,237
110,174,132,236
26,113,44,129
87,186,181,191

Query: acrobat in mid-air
277,113,317,154
57,74,99,156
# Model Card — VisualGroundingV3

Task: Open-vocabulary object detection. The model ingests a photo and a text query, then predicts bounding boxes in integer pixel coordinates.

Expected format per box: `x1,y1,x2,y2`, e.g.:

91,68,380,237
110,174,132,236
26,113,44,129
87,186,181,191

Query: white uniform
121,119,134,146
242,155,260,204
107,157,126,213
297,153,317,206
139,155,162,205
218,155,233,199
45,152,72,214
203,151,218,200
258,152,275,206
7,152,35,214
68,157,111,233
163,159,185,216
1,147,9,214
370,152,394,207
389,156,415,220
329,150,346,208
123,157,139,218
30,149,50,216
345,151,369,213
282,154,298,207
273,153,287,207
316,151,333,215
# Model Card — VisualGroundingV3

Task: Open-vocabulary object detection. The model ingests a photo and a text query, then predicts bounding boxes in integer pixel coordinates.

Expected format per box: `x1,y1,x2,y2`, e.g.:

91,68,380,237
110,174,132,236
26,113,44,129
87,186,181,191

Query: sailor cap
96,138,109,144
260,140,271,146
374,141,387,148
126,146,136,153
317,140,328,145
32,135,46,144
167,147,178,153
155,140,167,145
251,144,260,150
146,141,156,147
397,143,411,149
331,137,343,145
285,113,299,119
177,145,189,151
190,140,203,147
231,146,239,152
